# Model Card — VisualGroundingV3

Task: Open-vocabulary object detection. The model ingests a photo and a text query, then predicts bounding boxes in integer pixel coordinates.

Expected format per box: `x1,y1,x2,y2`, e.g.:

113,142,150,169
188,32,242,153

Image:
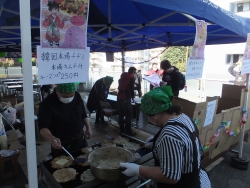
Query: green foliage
160,46,192,72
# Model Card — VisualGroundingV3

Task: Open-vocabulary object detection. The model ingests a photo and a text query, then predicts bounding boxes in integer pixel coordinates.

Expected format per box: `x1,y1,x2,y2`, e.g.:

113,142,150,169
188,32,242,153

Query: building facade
204,0,250,81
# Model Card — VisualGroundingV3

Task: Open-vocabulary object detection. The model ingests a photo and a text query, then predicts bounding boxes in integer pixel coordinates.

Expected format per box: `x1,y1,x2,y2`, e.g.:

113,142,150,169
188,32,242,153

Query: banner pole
19,0,38,187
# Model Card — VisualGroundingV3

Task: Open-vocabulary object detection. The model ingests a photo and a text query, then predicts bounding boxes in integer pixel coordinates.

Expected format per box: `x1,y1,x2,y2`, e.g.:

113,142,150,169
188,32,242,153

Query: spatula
53,139,87,164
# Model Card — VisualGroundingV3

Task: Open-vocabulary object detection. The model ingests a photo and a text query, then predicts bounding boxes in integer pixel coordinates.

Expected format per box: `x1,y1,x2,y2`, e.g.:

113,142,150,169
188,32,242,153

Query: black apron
51,129,88,158
152,121,201,188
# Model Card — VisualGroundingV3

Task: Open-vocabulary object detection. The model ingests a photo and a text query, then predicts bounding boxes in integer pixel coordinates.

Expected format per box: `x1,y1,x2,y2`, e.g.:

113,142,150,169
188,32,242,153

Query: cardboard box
221,84,245,101
206,85,248,159
2,94,17,106
201,98,218,133
206,141,219,155
199,131,206,147
172,97,207,131
216,84,244,113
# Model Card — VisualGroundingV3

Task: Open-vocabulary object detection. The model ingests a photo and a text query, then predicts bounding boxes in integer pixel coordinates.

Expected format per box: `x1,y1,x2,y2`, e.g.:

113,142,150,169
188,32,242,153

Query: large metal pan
87,146,133,182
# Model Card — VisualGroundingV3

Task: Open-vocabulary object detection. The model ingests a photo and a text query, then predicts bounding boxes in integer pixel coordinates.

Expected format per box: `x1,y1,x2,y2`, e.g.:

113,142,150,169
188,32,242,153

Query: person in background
228,59,246,86
38,83,92,158
117,67,137,136
147,63,163,90
87,76,114,126
41,85,53,100
120,86,211,188
134,69,142,98
160,60,181,97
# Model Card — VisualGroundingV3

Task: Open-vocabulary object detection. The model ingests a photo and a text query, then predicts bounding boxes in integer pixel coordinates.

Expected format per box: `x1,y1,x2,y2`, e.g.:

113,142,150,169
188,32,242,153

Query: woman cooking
38,83,92,158
120,86,211,188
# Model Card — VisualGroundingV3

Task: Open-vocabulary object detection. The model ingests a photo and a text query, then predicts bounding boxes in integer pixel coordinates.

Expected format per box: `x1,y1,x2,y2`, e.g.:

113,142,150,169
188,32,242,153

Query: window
235,1,250,12
225,54,243,64
237,3,244,12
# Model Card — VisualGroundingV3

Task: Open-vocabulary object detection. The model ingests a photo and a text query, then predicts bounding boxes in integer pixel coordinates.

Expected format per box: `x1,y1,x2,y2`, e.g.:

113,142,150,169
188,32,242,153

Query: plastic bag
0,149,19,157
0,114,8,150
2,106,17,124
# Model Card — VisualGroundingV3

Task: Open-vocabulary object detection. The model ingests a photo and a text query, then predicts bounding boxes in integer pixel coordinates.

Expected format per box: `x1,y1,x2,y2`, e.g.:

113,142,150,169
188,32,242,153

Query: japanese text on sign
204,100,217,127
241,59,250,74
241,34,250,74
37,46,90,85
185,59,205,80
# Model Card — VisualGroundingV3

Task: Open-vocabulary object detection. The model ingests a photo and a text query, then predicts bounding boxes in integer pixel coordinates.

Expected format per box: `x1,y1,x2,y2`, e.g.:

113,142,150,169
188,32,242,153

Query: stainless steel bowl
88,146,133,182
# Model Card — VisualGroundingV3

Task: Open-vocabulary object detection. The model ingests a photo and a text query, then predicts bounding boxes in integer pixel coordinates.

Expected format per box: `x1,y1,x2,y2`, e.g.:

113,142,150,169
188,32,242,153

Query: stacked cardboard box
174,84,249,160
204,85,246,159
172,97,207,132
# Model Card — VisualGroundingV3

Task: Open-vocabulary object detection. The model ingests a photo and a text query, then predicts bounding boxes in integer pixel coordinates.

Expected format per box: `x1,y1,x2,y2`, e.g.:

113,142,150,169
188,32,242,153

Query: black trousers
95,104,105,123
117,99,132,133
135,87,142,97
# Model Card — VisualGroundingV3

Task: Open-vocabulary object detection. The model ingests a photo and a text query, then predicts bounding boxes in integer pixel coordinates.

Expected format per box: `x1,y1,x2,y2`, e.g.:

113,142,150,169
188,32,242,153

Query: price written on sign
37,46,90,85
241,59,250,74
185,58,205,80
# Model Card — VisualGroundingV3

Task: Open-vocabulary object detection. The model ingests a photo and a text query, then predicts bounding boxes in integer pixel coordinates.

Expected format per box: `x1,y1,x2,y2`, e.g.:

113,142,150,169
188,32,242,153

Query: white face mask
153,68,158,71
59,96,74,104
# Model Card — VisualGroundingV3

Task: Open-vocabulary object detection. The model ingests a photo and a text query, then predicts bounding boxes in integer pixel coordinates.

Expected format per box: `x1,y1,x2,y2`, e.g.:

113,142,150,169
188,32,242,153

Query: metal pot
87,146,133,182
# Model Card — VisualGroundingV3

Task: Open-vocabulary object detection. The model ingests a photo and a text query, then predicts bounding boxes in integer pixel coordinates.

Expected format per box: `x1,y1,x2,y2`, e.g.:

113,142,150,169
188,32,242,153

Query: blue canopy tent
0,1,249,186
0,0,249,54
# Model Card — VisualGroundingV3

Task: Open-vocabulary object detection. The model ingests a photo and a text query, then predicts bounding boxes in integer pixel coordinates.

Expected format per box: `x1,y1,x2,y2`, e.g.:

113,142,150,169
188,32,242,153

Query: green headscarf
57,83,76,93
141,86,174,115
104,76,114,85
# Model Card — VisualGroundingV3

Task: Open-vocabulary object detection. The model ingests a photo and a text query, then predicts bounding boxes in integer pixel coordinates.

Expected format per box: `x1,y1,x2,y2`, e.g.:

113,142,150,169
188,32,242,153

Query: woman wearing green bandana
38,83,92,158
120,86,211,188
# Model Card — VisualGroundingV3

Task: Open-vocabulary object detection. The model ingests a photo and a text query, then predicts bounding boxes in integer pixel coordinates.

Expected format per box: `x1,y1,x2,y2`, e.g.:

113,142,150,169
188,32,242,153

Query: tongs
53,139,86,164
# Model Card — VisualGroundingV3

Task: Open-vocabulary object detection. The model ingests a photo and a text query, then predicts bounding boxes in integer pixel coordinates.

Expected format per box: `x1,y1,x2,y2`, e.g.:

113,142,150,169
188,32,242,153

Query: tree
160,46,191,72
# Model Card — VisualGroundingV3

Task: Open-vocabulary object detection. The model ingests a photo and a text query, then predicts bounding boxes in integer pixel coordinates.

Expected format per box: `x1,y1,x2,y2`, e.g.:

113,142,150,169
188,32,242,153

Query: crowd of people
38,59,211,187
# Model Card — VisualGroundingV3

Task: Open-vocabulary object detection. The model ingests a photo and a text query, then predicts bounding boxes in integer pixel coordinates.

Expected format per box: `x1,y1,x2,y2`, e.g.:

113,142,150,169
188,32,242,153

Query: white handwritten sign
37,46,90,85
241,59,250,74
204,100,217,127
185,58,205,80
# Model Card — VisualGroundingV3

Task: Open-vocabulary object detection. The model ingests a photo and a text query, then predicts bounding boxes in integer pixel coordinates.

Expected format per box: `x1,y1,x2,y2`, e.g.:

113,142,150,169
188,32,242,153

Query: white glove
120,162,140,176
145,135,154,148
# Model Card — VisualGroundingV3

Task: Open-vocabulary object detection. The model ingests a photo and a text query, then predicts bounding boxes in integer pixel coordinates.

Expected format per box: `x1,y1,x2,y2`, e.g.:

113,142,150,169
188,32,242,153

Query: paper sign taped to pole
37,46,90,84
186,20,207,80
241,33,250,74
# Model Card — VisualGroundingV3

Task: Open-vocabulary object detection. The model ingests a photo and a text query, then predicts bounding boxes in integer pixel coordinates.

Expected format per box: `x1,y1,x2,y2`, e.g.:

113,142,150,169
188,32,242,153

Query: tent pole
239,73,249,158
108,0,111,39
231,73,249,170
19,0,38,187
122,40,125,72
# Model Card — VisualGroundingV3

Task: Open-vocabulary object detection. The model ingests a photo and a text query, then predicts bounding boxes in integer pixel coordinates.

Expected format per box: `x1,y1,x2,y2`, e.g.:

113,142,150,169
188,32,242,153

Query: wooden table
107,94,141,126
0,151,21,181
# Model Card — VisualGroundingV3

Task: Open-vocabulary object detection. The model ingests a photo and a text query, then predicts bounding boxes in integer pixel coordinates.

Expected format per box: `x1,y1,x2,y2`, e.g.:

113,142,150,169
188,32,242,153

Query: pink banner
243,34,250,60
40,0,89,49
190,20,207,60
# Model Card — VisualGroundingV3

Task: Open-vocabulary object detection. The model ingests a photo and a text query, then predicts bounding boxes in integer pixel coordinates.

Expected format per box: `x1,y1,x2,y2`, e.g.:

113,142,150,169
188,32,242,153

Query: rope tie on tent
201,107,248,151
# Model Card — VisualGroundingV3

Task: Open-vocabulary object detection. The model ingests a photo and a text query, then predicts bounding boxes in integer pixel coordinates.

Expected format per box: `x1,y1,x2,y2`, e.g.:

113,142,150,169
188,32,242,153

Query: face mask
59,96,74,104
147,115,157,125
153,68,158,71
